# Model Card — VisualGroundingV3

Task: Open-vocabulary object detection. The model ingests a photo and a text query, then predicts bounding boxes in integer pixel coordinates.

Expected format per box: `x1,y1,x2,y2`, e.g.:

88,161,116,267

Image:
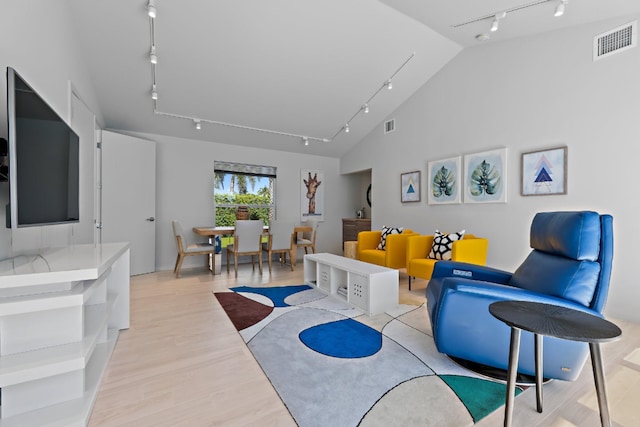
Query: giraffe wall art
301,169,324,222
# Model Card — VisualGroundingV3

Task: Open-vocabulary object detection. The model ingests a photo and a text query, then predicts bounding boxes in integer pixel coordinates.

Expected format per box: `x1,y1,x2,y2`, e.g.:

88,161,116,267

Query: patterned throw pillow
377,226,404,250
428,230,465,260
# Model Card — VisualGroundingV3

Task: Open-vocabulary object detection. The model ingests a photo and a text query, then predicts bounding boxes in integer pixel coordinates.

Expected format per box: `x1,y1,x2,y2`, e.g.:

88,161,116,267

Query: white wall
127,132,353,272
341,15,640,322
0,1,103,258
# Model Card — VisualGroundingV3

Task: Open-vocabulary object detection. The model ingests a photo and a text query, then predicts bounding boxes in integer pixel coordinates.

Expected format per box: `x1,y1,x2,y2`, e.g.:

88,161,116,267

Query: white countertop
0,243,130,288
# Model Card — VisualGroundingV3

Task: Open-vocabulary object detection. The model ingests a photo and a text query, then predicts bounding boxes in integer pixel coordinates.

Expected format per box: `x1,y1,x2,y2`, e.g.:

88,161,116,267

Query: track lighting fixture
554,0,568,17
149,46,157,64
491,11,506,32
455,1,571,41
144,2,415,144
148,0,157,18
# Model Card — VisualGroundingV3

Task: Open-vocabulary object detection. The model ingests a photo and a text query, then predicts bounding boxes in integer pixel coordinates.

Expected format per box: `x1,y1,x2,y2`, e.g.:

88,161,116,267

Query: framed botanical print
428,156,461,205
463,148,507,203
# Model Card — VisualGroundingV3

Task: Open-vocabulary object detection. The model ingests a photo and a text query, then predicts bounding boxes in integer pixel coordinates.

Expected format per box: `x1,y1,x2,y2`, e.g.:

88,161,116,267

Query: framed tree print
401,171,421,203
428,156,461,205
521,146,567,196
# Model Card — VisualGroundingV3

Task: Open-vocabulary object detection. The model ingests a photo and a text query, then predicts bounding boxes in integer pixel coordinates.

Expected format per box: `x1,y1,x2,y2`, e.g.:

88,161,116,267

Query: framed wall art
427,156,461,205
463,148,507,204
521,146,567,196
301,169,324,222
401,171,421,203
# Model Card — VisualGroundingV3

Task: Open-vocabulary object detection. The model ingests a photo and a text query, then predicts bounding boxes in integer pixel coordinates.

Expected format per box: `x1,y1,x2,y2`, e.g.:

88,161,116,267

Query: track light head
363,104,369,114
148,0,157,18
386,80,393,90
554,0,568,17
491,11,506,32
344,124,350,133
151,84,158,100
194,119,201,130
150,46,158,64
302,137,309,146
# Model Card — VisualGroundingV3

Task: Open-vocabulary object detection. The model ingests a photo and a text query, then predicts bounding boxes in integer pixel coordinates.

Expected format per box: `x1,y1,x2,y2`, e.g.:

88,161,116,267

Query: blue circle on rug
299,318,382,358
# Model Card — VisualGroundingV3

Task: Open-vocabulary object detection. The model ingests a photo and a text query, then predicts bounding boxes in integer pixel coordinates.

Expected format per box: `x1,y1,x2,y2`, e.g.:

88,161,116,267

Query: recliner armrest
431,260,512,284
434,278,602,330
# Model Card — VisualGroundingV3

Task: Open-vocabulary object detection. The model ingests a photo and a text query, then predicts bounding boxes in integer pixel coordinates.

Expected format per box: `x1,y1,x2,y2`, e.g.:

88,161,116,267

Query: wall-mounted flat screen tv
6,67,80,228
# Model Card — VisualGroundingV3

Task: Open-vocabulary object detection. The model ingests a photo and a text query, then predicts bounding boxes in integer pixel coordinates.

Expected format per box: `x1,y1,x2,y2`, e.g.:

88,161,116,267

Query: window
214,161,276,227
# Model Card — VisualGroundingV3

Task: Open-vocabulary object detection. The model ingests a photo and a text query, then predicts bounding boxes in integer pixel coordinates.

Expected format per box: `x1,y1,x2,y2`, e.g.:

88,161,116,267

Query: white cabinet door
101,131,156,275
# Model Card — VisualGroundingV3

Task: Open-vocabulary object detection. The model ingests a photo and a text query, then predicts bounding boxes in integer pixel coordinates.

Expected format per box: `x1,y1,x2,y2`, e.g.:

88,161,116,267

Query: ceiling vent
593,21,637,61
384,119,396,134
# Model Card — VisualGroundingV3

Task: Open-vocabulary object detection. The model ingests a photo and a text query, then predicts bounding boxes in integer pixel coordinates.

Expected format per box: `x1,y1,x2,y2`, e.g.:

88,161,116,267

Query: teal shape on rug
441,374,522,422
231,285,312,307
299,318,382,358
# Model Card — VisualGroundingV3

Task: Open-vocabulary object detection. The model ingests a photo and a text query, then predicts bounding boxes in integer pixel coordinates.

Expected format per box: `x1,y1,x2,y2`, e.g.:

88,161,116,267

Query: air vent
594,21,637,61
384,119,396,134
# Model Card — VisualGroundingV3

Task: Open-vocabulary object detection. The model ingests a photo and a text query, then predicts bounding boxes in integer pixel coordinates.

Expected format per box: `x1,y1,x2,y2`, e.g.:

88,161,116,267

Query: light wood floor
88,260,640,426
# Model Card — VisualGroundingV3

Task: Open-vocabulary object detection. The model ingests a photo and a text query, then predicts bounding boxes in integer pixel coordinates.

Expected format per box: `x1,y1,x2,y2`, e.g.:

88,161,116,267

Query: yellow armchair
357,229,417,269
406,234,488,290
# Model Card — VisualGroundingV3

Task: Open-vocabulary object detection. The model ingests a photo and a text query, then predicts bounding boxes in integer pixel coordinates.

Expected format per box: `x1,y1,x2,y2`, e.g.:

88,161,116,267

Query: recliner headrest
530,211,600,261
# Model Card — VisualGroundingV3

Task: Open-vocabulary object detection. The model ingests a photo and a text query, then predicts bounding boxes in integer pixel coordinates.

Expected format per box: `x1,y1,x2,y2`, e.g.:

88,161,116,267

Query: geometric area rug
214,285,522,427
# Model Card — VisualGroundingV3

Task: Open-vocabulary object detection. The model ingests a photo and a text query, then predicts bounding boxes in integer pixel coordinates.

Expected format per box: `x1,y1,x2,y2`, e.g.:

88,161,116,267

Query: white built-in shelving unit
0,243,130,426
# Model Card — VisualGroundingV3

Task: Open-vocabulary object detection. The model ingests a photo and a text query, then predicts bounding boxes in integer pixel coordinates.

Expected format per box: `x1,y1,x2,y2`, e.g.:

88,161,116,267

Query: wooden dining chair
296,218,318,254
172,220,216,277
226,220,264,277
263,220,296,273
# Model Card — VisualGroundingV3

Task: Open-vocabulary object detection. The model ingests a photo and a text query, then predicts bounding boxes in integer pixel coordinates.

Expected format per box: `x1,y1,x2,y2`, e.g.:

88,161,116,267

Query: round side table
489,300,621,427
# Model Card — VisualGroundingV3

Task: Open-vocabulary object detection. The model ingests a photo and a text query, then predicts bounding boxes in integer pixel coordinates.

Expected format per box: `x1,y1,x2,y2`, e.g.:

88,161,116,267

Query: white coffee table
303,253,398,316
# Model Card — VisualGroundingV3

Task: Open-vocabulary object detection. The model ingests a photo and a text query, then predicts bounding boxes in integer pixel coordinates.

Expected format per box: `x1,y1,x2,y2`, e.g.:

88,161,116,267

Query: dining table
192,224,312,274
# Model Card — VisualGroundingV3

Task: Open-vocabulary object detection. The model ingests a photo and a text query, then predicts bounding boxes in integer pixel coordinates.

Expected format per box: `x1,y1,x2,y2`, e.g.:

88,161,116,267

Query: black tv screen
7,67,80,228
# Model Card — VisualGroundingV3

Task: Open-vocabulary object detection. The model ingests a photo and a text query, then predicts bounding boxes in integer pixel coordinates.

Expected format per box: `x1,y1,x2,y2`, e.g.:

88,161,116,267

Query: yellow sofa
357,229,417,269
406,234,488,289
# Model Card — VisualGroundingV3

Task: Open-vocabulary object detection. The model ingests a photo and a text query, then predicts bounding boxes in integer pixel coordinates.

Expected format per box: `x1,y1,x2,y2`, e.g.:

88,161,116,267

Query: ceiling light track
153,110,330,143
329,52,415,141
145,1,413,146
452,0,560,29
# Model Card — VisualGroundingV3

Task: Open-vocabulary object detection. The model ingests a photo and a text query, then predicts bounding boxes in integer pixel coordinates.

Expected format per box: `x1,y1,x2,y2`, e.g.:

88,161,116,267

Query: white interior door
101,131,156,275
70,92,96,245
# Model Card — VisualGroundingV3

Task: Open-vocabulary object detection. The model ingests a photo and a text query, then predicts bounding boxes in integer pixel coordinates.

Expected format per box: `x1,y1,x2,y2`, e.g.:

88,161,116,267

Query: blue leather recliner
426,211,613,381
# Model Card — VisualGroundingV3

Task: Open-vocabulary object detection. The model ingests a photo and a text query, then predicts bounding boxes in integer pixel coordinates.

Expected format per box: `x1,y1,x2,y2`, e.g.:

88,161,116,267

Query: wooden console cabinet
0,243,130,426
342,218,371,245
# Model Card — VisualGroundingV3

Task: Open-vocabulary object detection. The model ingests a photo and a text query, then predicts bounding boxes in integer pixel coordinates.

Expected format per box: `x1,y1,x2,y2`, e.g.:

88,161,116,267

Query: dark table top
489,300,622,343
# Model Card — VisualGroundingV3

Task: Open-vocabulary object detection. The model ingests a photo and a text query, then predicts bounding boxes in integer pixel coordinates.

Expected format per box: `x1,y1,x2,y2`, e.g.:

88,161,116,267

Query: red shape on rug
214,292,273,331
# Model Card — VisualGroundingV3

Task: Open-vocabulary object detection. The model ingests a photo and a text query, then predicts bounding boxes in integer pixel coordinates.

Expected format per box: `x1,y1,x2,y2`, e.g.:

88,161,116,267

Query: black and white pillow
428,230,465,260
377,226,404,250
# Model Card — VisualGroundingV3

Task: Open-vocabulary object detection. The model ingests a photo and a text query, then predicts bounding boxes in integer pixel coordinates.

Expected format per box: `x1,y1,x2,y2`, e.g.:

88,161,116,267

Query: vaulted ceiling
67,0,640,157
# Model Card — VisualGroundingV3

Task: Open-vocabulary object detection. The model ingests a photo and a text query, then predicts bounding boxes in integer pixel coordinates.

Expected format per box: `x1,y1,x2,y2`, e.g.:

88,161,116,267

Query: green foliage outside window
215,193,272,226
